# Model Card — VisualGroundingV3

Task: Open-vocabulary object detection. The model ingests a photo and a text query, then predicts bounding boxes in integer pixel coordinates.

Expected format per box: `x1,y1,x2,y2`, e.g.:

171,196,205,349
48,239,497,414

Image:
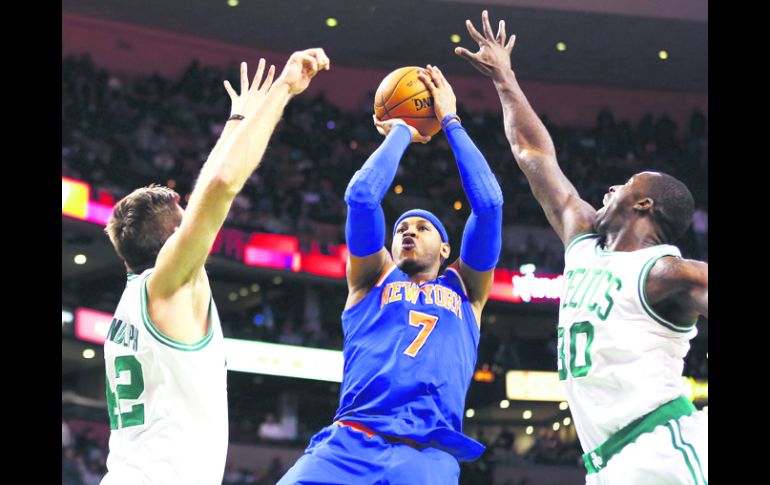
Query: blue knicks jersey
333,263,485,461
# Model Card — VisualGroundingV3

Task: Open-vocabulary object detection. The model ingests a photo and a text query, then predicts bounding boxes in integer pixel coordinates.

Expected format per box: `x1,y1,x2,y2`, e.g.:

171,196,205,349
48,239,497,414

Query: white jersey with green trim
558,233,697,452
102,269,228,485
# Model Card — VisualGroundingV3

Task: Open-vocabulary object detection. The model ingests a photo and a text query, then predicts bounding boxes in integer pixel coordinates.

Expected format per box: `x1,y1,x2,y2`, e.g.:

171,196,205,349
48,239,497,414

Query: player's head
391,209,450,275
595,171,694,243
105,184,184,273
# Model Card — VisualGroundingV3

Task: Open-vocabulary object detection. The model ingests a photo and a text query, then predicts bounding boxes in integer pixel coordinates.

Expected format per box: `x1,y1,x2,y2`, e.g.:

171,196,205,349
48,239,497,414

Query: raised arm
344,118,429,309
456,11,595,246
150,49,330,298
417,66,502,320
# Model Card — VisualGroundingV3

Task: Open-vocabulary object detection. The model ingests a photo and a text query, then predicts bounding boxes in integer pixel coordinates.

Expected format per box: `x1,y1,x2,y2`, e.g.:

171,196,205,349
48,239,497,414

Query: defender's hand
275,48,331,96
455,10,516,81
223,59,276,117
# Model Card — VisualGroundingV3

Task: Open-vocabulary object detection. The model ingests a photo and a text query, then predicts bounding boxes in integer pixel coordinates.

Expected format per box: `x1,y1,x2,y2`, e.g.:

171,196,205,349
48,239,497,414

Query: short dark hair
643,173,695,243
105,185,182,273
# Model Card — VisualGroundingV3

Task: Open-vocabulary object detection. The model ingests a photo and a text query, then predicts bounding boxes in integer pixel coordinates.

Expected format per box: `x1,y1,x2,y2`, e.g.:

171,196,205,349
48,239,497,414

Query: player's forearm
345,124,410,209
445,122,503,215
444,123,503,271
492,70,557,169
344,124,411,256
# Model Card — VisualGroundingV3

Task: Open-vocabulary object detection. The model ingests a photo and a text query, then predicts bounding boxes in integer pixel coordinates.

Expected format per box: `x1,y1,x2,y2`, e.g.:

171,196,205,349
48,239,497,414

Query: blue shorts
277,422,461,485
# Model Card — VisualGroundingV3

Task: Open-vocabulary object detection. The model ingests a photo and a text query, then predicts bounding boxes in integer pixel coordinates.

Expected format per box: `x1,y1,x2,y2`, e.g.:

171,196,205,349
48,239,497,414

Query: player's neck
603,223,663,252
406,269,439,285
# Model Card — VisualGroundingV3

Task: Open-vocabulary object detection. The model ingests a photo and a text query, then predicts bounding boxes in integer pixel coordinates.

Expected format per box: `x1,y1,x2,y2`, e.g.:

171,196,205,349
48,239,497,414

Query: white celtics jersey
102,269,228,485
558,233,697,451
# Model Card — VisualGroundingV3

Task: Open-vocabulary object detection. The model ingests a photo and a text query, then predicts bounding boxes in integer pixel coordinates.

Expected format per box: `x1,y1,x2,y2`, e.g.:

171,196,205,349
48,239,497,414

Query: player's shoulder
564,231,600,257
442,265,469,298
648,256,707,290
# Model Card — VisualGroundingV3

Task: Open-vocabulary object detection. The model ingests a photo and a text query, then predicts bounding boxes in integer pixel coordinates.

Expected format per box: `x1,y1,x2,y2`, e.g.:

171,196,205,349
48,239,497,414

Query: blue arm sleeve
344,124,411,257
445,122,504,272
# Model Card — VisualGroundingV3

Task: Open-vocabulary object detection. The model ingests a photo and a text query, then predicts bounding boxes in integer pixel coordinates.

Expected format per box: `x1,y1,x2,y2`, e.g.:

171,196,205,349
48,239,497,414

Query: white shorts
587,411,708,485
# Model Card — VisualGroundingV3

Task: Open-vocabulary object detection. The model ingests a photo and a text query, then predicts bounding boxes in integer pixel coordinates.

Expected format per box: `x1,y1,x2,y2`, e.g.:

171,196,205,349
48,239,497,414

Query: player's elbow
344,170,381,210
472,181,504,216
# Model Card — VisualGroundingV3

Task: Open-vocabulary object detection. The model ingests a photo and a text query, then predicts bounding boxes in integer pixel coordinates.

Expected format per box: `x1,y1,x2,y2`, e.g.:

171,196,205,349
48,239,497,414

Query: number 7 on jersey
403,311,438,357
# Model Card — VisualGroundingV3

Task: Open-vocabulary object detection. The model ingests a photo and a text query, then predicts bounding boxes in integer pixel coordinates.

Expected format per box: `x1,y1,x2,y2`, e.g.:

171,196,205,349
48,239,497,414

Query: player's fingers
465,19,485,44
497,20,507,43
416,134,432,144
299,54,320,75
251,58,266,90
313,48,331,70
223,80,238,99
482,10,495,40
240,61,249,93
505,34,517,52
260,65,276,91
418,72,437,93
455,46,478,62
433,65,449,86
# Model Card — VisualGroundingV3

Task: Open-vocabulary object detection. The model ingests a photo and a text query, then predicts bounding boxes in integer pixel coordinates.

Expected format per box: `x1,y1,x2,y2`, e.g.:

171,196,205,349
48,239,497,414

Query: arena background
61,1,708,483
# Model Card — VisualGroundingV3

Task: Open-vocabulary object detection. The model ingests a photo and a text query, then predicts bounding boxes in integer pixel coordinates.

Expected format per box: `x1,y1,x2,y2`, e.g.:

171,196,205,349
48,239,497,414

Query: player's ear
440,242,451,260
633,197,653,213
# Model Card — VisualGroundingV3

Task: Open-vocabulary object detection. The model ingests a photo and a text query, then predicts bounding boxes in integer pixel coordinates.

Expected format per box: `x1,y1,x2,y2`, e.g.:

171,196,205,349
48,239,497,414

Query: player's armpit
345,249,393,309
646,257,708,320
452,258,494,324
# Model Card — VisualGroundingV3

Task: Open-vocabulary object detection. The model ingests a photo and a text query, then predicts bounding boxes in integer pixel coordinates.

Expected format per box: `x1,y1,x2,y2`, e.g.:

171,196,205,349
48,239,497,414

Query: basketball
374,66,441,137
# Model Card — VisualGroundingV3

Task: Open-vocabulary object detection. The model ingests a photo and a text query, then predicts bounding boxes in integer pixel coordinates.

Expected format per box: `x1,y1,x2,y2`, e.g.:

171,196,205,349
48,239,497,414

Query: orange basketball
374,66,441,137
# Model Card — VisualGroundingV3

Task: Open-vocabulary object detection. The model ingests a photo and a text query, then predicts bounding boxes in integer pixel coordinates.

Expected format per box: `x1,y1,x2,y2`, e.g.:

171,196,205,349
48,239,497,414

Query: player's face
594,173,654,234
595,176,636,234
392,217,449,273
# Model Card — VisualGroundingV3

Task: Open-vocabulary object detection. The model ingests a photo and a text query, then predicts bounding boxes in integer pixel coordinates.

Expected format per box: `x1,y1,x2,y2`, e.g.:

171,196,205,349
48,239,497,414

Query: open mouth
402,237,416,250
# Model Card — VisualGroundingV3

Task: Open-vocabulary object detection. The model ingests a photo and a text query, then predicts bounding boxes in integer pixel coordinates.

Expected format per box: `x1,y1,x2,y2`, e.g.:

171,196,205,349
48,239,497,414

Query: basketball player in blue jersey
278,65,504,484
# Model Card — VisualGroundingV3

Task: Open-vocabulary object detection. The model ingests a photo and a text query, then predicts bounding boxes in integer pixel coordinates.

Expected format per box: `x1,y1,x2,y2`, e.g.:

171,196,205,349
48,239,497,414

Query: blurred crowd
62,55,708,271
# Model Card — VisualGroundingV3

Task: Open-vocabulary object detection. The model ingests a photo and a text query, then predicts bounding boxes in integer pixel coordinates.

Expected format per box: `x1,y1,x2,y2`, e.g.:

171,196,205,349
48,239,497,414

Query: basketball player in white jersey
456,11,707,484
100,48,329,485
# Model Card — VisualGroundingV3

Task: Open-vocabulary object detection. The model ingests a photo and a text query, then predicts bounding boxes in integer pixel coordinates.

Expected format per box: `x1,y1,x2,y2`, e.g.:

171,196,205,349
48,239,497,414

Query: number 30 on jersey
558,321,595,380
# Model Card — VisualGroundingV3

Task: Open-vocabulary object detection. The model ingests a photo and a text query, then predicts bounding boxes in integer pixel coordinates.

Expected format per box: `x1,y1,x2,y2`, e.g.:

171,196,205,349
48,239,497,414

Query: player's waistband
335,420,428,450
582,396,696,474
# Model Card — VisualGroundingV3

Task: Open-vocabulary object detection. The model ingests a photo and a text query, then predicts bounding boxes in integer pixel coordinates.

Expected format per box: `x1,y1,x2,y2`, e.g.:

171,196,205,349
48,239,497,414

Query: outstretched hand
373,115,431,144
276,48,331,96
223,59,276,117
455,10,516,80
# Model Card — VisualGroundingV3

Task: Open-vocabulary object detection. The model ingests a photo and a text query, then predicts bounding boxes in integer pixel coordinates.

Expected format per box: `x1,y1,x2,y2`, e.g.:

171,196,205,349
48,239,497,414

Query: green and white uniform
559,233,708,484
101,269,228,485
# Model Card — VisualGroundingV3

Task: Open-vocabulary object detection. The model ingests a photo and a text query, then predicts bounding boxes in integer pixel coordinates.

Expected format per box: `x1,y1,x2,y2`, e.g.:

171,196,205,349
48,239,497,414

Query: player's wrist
441,113,461,129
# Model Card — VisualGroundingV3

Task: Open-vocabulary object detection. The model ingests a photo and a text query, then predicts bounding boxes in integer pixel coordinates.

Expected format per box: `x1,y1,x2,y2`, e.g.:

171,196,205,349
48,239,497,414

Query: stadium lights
326,18,338,28
559,401,569,410
465,409,475,418
526,426,534,435
74,254,87,265
500,399,510,409
523,410,532,420
556,42,567,52
82,349,96,359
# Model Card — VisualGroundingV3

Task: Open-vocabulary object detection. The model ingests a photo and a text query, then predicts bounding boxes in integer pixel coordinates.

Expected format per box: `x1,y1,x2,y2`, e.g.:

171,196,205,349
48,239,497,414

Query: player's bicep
346,248,392,293
454,258,494,314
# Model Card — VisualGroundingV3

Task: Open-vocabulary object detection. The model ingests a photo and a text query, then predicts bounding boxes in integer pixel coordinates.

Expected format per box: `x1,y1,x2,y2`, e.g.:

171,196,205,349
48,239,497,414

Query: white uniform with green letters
559,233,708,484
101,269,228,485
